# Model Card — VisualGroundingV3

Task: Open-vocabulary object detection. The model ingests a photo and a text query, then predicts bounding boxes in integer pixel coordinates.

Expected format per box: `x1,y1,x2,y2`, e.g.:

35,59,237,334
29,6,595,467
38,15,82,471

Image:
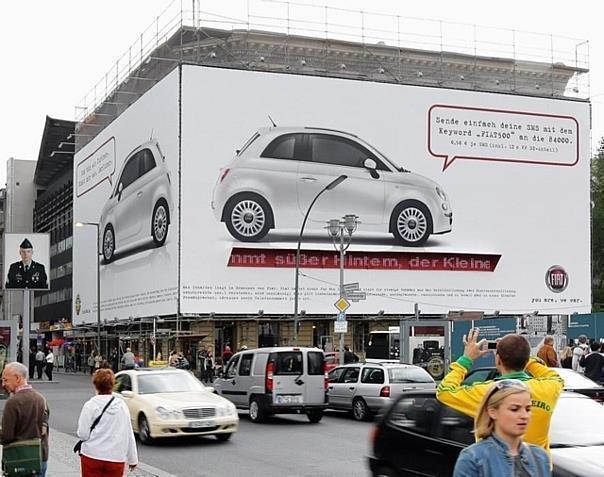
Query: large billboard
72,69,180,324
181,66,590,315
73,65,591,321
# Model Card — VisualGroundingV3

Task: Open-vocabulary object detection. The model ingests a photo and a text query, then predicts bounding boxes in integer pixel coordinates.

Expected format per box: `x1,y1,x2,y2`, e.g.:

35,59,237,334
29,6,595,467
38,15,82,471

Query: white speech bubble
76,137,116,197
428,105,579,171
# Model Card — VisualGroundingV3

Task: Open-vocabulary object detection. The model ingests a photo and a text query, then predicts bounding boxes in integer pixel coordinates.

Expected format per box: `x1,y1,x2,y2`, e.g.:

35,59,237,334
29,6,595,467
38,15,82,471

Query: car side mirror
364,158,379,179
121,390,134,398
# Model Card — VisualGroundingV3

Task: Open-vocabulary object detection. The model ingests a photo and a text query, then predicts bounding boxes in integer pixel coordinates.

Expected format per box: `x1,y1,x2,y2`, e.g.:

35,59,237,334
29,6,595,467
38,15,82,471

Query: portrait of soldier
5,238,48,289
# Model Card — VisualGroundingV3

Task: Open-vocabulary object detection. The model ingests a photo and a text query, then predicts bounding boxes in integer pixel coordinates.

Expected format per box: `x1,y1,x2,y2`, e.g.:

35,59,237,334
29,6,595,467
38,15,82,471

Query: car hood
552,445,604,475
138,390,229,408
387,170,441,191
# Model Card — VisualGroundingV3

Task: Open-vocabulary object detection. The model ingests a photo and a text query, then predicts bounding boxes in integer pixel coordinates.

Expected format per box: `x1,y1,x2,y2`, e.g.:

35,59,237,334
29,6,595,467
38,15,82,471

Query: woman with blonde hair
560,346,573,369
453,379,550,477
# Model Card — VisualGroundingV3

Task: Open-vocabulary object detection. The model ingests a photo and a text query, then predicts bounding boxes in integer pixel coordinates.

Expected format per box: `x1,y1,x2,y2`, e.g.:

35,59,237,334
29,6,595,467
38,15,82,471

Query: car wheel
306,410,323,423
151,199,170,247
391,201,432,246
224,193,272,242
138,414,153,445
373,466,399,477
102,225,115,263
352,398,371,421
249,397,266,423
215,433,233,442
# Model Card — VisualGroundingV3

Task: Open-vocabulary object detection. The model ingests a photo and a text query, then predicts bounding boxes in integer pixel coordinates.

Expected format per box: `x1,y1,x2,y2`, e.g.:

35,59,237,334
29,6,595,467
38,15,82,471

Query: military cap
19,238,33,249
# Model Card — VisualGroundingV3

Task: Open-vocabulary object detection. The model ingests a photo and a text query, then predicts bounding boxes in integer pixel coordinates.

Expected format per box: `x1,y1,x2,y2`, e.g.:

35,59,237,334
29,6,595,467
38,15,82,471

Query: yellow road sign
334,297,350,312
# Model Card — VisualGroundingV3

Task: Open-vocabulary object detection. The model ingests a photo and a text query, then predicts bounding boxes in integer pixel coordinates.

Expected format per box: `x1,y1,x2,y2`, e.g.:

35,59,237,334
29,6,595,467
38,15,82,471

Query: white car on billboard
100,139,173,262
211,127,452,246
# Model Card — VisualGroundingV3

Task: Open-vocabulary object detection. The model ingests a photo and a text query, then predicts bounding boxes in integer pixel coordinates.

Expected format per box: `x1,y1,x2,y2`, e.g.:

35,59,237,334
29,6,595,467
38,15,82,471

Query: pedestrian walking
579,341,604,383
0,362,50,476
29,346,36,379
35,348,45,379
536,336,559,367
222,345,233,363
87,353,96,375
110,348,119,373
44,349,54,381
437,328,563,456
452,379,551,477
572,335,589,372
121,348,135,370
559,346,573,369
76,369,138,476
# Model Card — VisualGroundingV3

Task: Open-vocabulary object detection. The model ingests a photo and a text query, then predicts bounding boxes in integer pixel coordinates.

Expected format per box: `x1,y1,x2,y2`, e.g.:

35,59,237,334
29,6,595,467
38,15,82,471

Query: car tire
352,398,371,421
224,193,273,242
151,199,170,247
373,466,399,477
391,200,433,246
306,410,323,423
138,414,153,445
102,224,115,263
215,433,233,442
249,397,267,423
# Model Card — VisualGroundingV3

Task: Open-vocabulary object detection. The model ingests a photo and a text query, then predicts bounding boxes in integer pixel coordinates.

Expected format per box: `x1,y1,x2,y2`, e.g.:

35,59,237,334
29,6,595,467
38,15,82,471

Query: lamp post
75,222,101,355
293,175,347,344
328,214,358,365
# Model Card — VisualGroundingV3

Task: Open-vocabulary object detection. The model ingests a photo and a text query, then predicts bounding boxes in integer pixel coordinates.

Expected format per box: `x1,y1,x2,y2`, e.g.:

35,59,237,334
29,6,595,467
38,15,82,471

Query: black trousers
36,361,44,379
45,363,53,381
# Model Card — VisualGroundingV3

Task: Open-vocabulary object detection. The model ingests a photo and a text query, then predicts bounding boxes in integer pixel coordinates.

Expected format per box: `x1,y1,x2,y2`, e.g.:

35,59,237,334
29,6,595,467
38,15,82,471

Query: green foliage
592,138,604,309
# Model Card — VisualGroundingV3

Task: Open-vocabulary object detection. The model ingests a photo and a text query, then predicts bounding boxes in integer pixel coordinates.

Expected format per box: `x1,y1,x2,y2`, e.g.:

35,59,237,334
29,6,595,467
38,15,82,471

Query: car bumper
148,415,239,438
364,396,391,413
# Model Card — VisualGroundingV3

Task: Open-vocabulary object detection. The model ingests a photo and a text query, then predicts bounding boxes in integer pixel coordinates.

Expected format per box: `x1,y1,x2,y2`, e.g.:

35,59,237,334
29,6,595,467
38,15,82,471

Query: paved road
31,373,373,477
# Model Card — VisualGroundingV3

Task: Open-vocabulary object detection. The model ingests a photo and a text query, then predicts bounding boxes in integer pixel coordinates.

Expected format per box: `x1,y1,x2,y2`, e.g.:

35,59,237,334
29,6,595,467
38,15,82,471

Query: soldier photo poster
3,233,50,290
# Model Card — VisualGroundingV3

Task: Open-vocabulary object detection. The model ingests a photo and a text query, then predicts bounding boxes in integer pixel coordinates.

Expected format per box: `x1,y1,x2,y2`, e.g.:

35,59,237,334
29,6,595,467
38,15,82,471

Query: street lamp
75,222,101,355
293,175,347,344
328,214,359,365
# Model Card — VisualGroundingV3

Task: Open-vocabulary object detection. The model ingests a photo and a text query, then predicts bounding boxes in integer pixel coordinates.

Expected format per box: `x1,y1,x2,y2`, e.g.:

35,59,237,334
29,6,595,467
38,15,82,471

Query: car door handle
348,387,355,390
231,380,236,385
137,191,143,197
300,177,318,182
328,386,334,390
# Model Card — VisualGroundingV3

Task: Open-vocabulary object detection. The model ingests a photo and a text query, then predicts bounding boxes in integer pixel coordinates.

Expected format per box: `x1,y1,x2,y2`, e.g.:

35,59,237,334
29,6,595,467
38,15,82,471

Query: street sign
343,282,360,292
346,291,367,302
337,312,346,321
334,297,351,312
334,321,348,333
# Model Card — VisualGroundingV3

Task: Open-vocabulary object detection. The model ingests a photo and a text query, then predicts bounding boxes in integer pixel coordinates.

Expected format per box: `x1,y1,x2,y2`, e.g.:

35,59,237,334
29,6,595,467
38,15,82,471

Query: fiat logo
545,265,568,293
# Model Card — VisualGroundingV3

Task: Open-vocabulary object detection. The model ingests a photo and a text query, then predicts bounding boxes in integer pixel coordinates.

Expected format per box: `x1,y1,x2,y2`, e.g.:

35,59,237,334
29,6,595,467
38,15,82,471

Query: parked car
211,127,453,246
324,351,340,372
100,139,173,263
114,368,238,444
368,391,604,476
327,363,435,421
463,366,604,403
213,347,328,423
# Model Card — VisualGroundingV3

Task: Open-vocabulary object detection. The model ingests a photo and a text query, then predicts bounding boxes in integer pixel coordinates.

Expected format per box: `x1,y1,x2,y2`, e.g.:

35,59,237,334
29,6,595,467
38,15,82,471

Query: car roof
256,126,359,139
235,346,322,354
333,362,423,369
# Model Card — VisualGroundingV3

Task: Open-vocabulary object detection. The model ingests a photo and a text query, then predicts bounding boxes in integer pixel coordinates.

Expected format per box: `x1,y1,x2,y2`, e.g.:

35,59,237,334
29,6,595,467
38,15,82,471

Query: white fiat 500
115,368,238,444
211,127,452,246
100,139,172,262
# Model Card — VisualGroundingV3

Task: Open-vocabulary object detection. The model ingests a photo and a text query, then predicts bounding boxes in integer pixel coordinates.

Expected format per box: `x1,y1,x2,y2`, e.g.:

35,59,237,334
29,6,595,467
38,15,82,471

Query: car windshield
137,372,205,394
388,367,434,383
550,395,604,447
555,368,601,389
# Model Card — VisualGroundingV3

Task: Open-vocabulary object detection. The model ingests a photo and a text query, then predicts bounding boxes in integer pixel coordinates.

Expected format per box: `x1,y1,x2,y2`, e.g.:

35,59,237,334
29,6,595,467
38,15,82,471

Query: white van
213,347,328,423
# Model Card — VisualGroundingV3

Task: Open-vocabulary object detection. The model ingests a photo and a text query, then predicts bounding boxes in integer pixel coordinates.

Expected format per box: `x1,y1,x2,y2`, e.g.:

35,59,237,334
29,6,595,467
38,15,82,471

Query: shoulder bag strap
89,396,115,435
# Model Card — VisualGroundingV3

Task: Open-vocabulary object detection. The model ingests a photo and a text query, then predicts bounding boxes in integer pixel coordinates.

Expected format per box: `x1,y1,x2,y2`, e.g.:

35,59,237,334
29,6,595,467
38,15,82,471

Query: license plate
275,394,302,404
188,420,215,428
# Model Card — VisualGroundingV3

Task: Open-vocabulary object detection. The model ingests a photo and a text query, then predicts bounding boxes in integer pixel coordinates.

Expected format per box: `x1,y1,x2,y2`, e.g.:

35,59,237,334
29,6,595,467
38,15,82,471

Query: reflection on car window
307,351,324,375
463,370,492,385
118,155,140,191
239,354,253,376
137,373,204,394
342,367,360,383
362,367,384,384
311,134,376,168
389,367,434,384
388,397,439,435
274,352,303,375
328,368,345,383
140,149,156,175
262,134,306,160
225,355,240,378
438,405,474,445
115,374,132,392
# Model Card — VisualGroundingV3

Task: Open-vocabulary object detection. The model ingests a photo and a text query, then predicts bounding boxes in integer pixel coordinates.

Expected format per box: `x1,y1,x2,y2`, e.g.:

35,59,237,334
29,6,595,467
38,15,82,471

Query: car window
252,353,268,375
437,404,474,445
307,351,324,375
463,369,495,386
274,352,303,375
361,367,384,384
310,134,376,168
118,154,140,191
140,149,157,176
387,396,440,435
389,367,435,384
342,367,360,383
261,134,304,160
328,367,345,383
239,354,253,376
225,355,240,378
115,374,132,392
137,372,204,394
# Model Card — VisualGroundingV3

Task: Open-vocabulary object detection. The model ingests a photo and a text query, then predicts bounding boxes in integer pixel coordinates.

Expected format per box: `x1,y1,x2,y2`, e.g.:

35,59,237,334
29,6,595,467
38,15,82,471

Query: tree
592,138,604,309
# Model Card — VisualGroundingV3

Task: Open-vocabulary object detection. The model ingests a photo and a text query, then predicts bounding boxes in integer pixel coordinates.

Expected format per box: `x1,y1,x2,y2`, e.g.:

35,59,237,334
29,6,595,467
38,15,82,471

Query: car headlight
155,406,182,420
435,187,447,201
216,403,237,417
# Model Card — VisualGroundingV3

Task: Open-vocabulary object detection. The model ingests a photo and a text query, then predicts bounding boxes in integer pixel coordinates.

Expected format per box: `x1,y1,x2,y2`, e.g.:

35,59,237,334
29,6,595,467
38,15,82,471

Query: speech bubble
428,105,579,171
76,136,116,197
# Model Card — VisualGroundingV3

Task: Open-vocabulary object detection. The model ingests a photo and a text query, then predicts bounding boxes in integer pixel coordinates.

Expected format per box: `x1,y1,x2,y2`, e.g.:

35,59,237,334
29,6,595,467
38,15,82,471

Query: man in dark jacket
1,362,49,476
579,341,604,383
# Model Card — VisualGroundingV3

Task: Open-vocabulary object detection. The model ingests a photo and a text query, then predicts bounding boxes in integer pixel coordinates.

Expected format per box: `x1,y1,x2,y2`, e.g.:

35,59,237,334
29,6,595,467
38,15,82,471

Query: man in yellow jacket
436,328,564,454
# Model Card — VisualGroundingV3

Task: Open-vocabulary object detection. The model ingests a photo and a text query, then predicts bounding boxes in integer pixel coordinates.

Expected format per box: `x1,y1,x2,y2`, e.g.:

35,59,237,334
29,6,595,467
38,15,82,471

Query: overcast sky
1,0,601,187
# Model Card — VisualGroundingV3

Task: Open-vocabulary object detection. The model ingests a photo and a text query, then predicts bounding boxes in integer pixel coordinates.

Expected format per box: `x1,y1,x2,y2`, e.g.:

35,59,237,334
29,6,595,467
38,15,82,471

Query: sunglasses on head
486,379,529,402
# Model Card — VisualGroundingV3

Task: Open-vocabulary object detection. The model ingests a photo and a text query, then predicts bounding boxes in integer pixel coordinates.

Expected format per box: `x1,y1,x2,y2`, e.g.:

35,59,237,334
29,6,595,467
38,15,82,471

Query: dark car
464,366,604,403
368,391,604,477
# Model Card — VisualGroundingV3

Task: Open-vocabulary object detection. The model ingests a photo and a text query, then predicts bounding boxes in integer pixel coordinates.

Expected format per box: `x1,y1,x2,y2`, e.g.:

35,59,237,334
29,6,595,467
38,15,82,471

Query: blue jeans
38,459,47,477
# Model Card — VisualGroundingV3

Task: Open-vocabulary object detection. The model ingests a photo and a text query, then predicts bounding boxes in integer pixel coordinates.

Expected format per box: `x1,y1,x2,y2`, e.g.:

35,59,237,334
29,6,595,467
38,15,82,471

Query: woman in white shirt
76,369,138,476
